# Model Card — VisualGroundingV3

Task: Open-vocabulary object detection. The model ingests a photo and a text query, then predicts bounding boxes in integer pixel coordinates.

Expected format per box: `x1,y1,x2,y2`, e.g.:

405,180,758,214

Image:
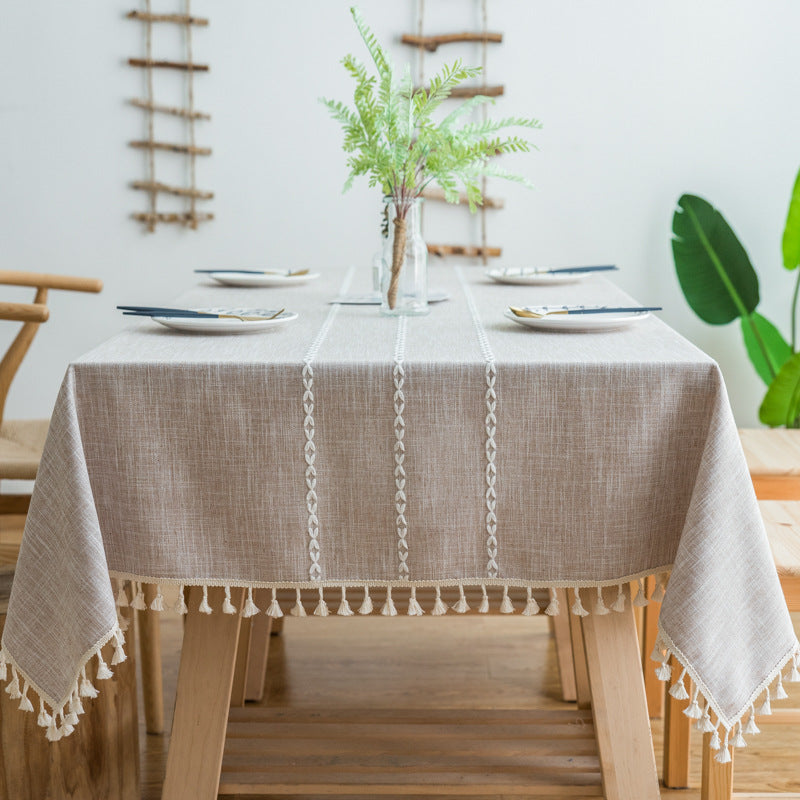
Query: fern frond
350,6,390,78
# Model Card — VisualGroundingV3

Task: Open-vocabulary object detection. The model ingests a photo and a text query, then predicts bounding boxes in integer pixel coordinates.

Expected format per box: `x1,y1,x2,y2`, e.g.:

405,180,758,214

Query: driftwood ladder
404,0,505,264
127,0,213,231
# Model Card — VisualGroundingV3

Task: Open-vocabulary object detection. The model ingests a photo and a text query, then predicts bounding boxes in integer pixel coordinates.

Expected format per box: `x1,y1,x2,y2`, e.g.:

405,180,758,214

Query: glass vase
380,198,428,316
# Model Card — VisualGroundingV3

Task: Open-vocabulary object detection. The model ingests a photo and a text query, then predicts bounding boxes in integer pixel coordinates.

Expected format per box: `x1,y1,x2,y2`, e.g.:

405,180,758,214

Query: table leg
567,601,592,709
701,732,733,800
139,583,164,734
244,590,273,702
642,576,665,719
664,654,692,788
162,586,245,800
550,589,577,702
580,586,660,800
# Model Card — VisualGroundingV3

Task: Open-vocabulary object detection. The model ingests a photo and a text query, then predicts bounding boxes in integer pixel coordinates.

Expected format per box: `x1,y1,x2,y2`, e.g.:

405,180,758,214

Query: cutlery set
118,306,285,321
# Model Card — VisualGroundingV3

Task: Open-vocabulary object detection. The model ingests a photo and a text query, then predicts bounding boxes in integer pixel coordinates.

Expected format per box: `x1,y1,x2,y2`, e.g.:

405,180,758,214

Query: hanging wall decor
127,1,212,231
402,0,504,263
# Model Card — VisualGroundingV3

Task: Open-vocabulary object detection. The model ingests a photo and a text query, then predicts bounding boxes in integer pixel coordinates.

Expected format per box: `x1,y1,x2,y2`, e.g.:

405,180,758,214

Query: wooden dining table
1,264,796,799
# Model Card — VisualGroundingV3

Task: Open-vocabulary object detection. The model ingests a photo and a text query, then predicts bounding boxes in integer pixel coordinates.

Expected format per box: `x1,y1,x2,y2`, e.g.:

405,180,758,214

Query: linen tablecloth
2,264,797,752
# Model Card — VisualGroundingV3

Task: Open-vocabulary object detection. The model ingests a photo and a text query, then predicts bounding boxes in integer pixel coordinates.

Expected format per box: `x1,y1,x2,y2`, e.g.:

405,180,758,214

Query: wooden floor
138,608,800,799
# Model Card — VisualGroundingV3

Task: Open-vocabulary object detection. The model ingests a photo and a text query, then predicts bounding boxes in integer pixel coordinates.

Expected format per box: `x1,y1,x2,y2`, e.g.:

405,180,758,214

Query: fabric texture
1,265,797,737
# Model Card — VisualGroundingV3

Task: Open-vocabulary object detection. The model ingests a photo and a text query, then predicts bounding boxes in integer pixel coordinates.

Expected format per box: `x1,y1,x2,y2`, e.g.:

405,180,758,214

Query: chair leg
663,655,692,788
580,586,660,800
244,590,272,702
701,731,733,800
642,576,664,719
550,588,577,702
568,601,592,709
138,583,164,735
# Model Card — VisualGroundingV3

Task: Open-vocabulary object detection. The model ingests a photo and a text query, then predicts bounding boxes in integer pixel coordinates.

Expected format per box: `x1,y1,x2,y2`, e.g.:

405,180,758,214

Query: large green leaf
671,194,759,324
759,350,800,427
782,166,800,270
741,313,791,385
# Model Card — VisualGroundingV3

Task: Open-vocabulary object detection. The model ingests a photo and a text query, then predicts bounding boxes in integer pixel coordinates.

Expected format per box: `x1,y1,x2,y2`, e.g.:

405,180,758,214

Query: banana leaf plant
671,168,800,427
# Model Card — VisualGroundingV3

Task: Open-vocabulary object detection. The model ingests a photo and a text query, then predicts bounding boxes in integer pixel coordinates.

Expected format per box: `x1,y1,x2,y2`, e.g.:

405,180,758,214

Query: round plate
206,271,320,288
504,306,650,332
487,269,585,286
153,308,298,334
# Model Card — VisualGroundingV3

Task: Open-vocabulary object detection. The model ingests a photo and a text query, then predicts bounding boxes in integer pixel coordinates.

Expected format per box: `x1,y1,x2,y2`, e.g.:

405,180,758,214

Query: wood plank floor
136,609,800,799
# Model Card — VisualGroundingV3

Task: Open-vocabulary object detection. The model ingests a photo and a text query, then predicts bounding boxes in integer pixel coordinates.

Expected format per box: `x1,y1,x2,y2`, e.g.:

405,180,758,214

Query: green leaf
671,194,759,324
740,313,791,385
782,166,800,270
759,350,800,427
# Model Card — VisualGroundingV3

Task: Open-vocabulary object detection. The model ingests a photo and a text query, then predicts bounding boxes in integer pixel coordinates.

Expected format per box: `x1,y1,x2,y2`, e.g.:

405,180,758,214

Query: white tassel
478,584,489,614
38,699,52,728
700,705,716,733
522,587,540,616
243,586,260,618
669,668,689,700
117,611,130,633
18,681,34,713
786,652,800,683
46,714,60,742
632,578,648,607
381,586,397,616
611,584,626,612
744,705,760,735
714,729,731,763
111,631,127,665
358,585,373,615
758,691,772,716
452,585,470,614
407,586,424,616
656,653,672,682
733,723,747,748
0,650,7,681
174,586,188,615
313,586,329,617
222,586,236,615
115,582,129,608
267,588,285,618
198,585,212,615
96,652,113,680
651,573,667,603
709,725,721,750
594,586,610,615
545,587,559,616
650,639,665,663
150,585,165,611
432,586,448,615
70,688,84,716
290,587,306,616
61,709,74,738
500,586,515,614
336,587,353,616
570,587,588,617
131,582,146,611
683,686,702,719
79,667,98,698
5,666,21,699
773,673,789,700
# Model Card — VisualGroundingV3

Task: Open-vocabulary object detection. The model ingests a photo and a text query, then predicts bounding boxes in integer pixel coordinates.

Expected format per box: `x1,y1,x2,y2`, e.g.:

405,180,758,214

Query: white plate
152,308,297,334
487,268,586,286
504,306,650,332
206,271,320,288
329,290,450,305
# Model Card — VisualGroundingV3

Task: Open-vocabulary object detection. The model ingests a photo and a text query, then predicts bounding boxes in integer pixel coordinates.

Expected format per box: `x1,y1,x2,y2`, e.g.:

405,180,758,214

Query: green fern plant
321,6,541,308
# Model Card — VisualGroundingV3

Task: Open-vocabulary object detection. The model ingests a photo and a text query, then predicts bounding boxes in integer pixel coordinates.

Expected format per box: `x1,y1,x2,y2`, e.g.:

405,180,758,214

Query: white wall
1,0,799,427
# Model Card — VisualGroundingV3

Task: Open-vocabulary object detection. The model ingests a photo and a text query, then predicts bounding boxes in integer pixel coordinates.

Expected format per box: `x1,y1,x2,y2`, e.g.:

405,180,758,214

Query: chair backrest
0,271,102,425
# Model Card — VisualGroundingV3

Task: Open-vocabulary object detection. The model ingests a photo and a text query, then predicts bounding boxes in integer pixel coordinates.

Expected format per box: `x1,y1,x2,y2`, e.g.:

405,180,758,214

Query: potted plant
322,7,541,315
671,166,800,426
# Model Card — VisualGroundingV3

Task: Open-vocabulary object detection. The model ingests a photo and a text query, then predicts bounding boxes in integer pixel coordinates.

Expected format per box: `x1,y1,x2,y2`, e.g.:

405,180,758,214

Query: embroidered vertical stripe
456,267,499,578
301,267,355,581
393,316,409,578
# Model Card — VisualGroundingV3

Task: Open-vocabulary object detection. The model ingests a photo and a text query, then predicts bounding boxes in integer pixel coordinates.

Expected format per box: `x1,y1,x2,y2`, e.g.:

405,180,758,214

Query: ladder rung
129,141,211,156
128,58,209,72
401,32,503,52
427,244,502,258
129,99,211,120
131,181,213,200
126,11,209,25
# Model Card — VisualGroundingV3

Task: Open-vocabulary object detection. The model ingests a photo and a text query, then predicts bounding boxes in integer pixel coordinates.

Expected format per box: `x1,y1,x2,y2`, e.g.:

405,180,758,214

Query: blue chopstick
545,265,617,274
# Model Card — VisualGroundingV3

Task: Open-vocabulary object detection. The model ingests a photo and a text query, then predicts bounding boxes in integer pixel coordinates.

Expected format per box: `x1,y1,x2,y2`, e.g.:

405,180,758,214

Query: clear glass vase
380,198,428,316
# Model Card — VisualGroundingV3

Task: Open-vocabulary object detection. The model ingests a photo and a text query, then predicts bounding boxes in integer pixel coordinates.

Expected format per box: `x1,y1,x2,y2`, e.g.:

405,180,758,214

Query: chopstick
193,269,309,276
503,265,618,275
118,306,285,321
509,306,661,318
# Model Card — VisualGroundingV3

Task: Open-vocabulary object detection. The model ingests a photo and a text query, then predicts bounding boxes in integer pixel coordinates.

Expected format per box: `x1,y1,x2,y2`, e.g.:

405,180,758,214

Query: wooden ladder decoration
127,0,213,231
403,0,503,263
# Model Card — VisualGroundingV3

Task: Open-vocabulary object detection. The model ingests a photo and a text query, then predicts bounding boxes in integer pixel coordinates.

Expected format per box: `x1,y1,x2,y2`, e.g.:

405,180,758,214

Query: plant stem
388,216,407,309
791,270,800,352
